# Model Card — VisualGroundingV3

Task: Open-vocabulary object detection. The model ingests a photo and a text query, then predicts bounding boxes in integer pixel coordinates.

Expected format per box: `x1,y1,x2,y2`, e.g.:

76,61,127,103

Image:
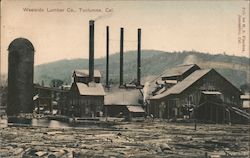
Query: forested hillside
34,50,249,88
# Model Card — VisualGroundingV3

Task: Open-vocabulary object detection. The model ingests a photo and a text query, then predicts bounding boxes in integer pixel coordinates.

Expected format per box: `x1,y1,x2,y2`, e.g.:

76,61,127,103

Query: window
188,95,193,105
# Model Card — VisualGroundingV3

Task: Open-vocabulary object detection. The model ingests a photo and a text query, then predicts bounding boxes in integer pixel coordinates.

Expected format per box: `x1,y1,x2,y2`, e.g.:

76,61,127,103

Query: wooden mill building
33,84,69,114
67,69,105,117
146,64,249,123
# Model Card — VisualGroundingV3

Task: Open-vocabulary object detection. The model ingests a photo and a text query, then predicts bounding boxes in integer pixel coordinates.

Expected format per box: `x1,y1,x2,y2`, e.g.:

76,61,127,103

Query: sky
1,0,249,74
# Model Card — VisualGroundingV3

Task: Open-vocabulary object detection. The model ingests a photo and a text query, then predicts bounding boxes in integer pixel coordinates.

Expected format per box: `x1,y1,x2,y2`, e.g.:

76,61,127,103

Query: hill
34,50,249,88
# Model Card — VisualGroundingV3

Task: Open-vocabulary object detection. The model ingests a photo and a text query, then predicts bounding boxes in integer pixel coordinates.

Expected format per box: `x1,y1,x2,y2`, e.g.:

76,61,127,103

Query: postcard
0,0,249,157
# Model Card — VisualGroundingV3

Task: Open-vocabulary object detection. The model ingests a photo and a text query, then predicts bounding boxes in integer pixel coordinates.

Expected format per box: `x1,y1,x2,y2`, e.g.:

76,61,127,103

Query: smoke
143,82,150,101
247,71,250,83
183,54,201,65
105,87,141,105
94,12,113,21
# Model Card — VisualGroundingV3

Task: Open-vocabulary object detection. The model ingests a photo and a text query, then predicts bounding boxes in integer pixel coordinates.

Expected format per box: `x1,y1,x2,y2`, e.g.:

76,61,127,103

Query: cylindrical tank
7,38,35,115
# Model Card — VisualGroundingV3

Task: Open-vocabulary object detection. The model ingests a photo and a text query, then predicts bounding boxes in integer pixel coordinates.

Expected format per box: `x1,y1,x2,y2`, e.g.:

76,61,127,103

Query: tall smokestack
120,28,124,87
106,26,109,87
137,28,141,86
89,20,94,82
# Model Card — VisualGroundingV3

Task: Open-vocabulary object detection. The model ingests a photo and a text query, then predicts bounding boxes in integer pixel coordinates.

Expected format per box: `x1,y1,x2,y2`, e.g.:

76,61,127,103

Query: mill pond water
0,118,70,128
0,116,121,129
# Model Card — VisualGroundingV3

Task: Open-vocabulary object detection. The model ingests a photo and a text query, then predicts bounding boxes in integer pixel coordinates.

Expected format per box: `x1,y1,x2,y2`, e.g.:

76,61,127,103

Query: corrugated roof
151,69,211,99
76,82,105,96
74,69,101,77
105,87,142,105
161,64,199,78
126,106,145,113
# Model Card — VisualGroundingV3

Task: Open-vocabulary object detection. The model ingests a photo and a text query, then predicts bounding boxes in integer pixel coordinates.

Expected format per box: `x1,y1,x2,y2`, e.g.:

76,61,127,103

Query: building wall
69,95,104,117
34,86,70,114
34,87,52,113
104,105,145,120
58,91,69,115
105,105,128,117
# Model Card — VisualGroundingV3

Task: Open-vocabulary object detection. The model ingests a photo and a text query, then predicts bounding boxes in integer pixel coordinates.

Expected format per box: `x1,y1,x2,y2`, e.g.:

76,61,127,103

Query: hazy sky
1,0,249,73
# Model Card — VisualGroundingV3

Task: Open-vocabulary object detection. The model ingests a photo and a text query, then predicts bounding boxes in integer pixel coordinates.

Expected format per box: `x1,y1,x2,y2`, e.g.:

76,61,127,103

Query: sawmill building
146,64,249,123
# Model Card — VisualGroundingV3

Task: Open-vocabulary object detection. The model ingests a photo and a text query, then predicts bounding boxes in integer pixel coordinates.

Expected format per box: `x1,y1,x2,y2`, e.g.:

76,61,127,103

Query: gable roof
147,64,199,85
161,64,200,78
144,64,200,97
151,69,211,99
73,69,101,78
151,68,242,100
105,87,142,106
75,82,105,96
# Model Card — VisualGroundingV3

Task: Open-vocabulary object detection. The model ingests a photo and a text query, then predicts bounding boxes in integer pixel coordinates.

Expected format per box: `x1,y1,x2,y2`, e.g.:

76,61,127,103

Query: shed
104,87,144,118
241,94,250,113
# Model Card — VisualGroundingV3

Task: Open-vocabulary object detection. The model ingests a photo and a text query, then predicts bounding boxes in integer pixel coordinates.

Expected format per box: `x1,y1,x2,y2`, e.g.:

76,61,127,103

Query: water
31,119,70,128
0,118,70,128
0,118,118,129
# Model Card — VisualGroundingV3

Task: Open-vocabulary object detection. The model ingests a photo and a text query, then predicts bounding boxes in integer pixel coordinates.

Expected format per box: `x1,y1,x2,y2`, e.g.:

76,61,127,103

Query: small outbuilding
104,87,145,119
241,94,250,113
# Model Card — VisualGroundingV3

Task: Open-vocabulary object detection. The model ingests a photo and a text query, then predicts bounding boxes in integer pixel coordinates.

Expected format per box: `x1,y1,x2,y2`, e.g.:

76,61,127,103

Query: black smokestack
120,28,124,87
137,28,141,86
89,20,94,82
106,26,109,87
